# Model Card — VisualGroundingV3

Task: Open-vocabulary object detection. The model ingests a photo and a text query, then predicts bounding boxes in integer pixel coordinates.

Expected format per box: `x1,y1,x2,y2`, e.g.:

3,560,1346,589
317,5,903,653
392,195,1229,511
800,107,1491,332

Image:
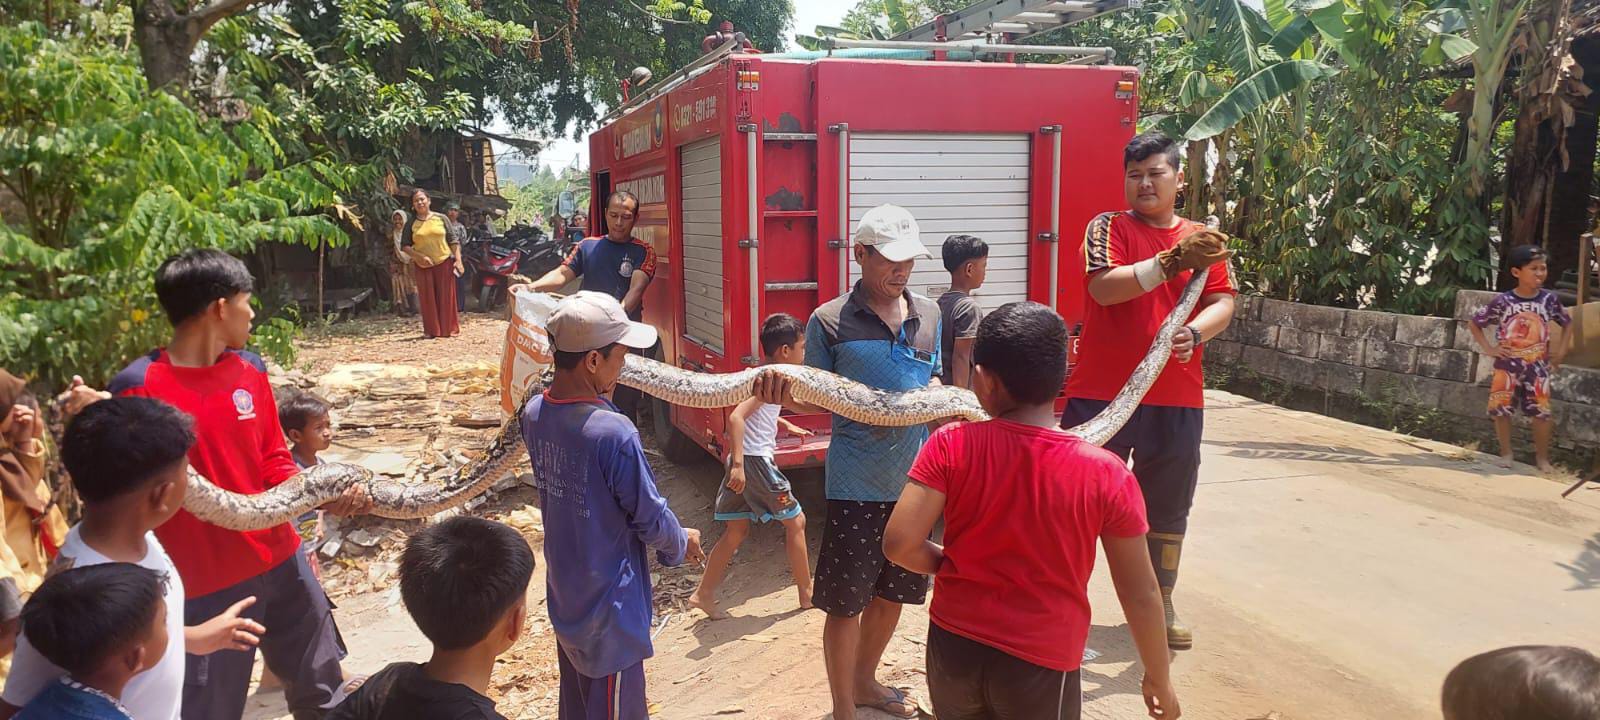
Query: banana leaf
1184,60,1339,140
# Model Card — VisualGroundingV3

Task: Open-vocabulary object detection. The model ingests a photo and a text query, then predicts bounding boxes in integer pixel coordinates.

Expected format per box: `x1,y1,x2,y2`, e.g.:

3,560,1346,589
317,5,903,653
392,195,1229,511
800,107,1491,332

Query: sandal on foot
858,687,919,718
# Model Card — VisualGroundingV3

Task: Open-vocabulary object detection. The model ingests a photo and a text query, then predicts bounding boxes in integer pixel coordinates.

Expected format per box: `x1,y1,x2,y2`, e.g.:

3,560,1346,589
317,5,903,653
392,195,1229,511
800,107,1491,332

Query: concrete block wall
1211,292,1600,455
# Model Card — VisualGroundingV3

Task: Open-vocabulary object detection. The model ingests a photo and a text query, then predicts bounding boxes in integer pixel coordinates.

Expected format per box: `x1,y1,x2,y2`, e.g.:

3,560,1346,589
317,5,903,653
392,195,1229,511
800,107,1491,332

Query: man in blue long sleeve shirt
521,291,704,720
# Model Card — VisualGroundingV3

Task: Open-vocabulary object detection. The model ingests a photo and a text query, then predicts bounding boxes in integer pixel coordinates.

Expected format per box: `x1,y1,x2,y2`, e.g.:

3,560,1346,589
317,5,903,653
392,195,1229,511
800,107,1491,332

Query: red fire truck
584,23,1139,468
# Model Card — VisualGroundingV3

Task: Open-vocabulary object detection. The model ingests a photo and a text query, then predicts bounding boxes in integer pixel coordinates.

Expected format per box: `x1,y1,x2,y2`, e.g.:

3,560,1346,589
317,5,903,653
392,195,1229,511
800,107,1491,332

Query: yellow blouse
411,214,453,266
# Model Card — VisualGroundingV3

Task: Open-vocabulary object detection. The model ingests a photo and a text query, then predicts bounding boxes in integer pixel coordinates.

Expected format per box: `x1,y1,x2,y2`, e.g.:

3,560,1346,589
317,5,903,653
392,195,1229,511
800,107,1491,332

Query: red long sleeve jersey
111,349,301,598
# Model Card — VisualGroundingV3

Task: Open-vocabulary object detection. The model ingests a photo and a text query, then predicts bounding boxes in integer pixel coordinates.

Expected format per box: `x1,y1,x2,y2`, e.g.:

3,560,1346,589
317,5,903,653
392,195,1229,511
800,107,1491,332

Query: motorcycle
502,225,566,280
464,230,522,311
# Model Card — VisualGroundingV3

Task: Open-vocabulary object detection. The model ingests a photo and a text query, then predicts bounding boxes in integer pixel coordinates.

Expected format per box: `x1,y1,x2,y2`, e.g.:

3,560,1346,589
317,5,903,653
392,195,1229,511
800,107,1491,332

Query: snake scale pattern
183,269,1210,531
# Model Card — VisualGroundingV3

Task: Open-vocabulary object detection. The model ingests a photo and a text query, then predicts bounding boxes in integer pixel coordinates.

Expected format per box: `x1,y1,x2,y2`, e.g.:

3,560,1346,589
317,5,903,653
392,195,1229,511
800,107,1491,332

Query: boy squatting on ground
106,249,371,719
689,313,815,619
329,516,535,720
1468,244,1572,473
884,302,1180,720
2,398,266,720
937,234,988,390
14,563,170,720
520,291,705,720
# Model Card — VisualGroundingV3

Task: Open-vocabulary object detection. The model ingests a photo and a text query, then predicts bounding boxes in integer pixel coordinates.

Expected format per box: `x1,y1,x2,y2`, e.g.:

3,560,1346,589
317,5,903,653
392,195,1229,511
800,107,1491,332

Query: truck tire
650,396,707,465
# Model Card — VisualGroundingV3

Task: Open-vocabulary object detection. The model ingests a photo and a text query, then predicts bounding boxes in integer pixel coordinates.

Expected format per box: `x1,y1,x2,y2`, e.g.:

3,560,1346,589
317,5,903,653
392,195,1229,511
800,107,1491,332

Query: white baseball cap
853,204,930,262
546,291,658,353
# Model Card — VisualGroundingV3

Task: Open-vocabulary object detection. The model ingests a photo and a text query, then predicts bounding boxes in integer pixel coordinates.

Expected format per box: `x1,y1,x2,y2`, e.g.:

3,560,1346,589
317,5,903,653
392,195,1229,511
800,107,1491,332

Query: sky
523,0,859,172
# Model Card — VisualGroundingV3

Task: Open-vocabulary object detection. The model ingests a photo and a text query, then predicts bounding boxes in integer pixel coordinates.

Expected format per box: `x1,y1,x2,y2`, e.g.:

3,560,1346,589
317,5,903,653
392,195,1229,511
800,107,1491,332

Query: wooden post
317,238,325,322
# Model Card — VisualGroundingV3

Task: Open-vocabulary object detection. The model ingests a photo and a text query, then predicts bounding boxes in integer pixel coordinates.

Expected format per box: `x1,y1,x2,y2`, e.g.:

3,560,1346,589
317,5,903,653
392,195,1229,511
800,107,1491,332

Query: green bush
0,23,349,388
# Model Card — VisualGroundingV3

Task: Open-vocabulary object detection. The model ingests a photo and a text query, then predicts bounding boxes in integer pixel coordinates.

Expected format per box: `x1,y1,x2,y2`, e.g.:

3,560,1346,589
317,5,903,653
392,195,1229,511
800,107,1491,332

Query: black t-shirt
328,662,506,720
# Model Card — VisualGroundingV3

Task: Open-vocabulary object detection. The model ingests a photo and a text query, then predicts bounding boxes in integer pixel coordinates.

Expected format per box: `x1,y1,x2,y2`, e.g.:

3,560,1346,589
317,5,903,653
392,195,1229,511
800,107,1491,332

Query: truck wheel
650,396,706,465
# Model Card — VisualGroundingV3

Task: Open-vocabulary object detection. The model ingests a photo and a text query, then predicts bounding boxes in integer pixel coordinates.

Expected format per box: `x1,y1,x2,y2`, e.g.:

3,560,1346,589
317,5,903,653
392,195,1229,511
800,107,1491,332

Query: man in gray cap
520,291,704,720
757,204,941,719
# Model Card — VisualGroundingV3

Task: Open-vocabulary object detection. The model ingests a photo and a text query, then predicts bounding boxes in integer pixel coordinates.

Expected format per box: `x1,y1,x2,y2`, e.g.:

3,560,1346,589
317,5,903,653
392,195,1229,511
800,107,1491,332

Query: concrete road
246,389,1600,720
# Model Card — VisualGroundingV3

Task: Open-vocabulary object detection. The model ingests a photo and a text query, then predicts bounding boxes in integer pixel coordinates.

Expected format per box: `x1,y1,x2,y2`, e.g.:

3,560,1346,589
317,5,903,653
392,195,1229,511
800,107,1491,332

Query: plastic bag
500,288,560,414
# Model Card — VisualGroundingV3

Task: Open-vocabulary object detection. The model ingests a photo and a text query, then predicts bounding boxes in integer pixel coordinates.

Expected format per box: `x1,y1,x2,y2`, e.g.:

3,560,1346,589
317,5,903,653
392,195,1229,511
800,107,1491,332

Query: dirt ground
242,311,1600,720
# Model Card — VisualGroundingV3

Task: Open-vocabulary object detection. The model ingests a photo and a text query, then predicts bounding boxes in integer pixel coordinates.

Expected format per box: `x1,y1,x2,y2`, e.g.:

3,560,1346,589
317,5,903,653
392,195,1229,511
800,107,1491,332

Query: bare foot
798,584,815,610
1537,461,1557,474
1497,455,1514,469
687,590,728,620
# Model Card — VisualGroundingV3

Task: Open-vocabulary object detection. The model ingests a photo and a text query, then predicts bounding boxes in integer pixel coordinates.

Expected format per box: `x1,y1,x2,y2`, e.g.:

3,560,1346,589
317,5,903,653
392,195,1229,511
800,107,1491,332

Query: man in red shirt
108,249,370,720
884,302,1179,720
1061,131,1234,651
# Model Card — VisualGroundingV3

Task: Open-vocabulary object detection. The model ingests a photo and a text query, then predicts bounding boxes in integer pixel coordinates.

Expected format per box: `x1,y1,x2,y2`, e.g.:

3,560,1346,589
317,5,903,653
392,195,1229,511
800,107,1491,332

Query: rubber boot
1147,532,1193,650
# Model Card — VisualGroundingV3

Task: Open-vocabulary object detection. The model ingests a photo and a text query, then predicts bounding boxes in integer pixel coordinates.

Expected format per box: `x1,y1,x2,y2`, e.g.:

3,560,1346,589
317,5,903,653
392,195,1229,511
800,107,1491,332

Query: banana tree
1500,0,1590,284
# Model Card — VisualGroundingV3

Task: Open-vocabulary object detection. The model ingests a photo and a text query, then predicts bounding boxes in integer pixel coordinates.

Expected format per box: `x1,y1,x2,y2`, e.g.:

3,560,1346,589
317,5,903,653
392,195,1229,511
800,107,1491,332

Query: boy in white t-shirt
0,398,264,720
689,314,814,618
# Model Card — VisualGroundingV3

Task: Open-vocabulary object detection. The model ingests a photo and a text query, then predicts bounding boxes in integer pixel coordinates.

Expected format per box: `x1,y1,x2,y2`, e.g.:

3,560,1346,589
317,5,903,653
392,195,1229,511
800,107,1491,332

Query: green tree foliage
1065,0,1507,314
500,163,591,229
0,22,355,387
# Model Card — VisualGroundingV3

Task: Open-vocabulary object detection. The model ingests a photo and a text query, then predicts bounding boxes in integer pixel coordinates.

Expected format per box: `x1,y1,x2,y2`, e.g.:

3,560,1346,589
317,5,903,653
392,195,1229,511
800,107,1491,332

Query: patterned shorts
1488,363,1552,420
813,500,929,618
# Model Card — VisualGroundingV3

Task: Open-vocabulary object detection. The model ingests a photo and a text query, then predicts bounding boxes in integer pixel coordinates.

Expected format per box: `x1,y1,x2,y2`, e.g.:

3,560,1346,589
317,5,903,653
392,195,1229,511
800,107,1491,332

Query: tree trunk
1500,0,1582,287
132,0,264,90
1547,36,1600,286
133,0,198,90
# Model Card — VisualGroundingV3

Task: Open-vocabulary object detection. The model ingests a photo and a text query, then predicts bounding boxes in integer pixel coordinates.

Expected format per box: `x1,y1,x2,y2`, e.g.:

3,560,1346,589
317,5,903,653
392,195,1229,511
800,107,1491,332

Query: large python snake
182,269,1210,531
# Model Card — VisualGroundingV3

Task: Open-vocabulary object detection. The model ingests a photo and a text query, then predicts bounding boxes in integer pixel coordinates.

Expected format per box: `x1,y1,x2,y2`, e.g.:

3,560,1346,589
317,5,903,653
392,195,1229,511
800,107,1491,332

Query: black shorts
1062,398,1203,535
813,500,929,617
927,622,1082,720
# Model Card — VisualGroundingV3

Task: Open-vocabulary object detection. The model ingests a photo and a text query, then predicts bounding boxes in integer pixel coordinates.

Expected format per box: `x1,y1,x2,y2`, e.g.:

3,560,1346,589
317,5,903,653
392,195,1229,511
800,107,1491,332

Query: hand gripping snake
182,269,1211,531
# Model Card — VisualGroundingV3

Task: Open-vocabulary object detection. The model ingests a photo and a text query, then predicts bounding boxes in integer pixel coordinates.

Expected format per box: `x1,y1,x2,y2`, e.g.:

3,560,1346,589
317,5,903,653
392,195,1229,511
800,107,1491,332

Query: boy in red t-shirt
1060,131,1234,650
885,302,1179,720
107,249,371,720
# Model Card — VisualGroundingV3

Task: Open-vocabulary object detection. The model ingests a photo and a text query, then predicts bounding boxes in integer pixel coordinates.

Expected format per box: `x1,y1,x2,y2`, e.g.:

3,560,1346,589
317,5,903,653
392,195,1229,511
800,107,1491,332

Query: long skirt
415,262,460,338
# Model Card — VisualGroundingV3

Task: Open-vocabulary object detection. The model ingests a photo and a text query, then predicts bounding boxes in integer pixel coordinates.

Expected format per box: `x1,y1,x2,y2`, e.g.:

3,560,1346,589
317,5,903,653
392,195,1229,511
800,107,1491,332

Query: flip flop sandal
858,687,920,718
338,674,369,698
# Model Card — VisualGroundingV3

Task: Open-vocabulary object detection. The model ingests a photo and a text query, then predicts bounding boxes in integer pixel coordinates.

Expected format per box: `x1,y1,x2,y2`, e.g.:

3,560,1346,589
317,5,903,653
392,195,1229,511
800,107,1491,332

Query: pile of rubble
266,358,538,597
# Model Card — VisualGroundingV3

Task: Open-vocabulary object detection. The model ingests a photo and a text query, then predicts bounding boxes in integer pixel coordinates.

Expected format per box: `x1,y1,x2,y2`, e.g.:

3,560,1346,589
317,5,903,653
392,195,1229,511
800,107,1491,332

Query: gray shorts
0,577,20,622
714,455,802,524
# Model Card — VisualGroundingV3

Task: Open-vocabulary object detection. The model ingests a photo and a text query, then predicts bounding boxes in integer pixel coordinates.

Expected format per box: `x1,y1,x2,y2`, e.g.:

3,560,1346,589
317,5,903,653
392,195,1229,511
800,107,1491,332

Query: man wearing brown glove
1061,132,1236,651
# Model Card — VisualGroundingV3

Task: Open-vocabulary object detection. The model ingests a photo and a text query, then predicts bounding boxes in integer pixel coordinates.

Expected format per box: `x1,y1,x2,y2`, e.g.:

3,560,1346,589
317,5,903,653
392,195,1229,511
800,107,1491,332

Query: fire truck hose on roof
173,270,1208,531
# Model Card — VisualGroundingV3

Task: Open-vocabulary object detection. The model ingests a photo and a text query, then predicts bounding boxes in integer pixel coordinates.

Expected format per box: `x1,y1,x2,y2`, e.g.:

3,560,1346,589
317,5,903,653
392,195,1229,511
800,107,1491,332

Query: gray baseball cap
547,291,658,353
853,204,930,262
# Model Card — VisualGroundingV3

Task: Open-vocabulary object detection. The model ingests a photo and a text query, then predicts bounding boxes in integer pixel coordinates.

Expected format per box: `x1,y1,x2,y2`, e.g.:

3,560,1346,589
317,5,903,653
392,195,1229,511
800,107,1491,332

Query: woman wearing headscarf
400,189,463,338
0,371,40,666
389,208,418,315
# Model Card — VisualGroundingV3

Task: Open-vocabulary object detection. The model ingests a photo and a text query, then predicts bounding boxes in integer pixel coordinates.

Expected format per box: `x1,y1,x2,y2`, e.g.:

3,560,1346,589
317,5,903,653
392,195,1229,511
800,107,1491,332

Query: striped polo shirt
805,284,942,502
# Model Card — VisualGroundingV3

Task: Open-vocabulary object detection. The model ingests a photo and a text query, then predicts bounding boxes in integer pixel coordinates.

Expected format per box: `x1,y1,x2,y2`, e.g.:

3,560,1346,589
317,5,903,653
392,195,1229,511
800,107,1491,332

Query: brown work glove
1156,228,1231,278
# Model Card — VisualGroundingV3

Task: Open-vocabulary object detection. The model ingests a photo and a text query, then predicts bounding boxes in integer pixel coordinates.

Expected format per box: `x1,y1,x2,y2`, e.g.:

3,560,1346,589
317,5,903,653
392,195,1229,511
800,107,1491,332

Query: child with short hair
521,291,704,720
278,389,335,577
328,517,534,720
884,301,1179,720
14,563,169,720
105,248,368,719
1470,244,1572,472
938,234,989,389
1442,645,1600,720
1,397,264,720
689,314,814,619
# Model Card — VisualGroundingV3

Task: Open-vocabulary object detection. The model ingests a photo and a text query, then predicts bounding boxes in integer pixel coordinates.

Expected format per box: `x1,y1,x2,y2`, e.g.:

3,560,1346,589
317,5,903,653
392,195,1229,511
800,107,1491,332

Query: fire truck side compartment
587,55,1138,469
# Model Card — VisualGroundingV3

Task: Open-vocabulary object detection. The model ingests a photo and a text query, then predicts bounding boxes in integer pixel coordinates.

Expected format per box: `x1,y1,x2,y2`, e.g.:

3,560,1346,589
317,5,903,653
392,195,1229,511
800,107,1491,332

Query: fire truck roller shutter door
681,136,726,353
848,133,1033,311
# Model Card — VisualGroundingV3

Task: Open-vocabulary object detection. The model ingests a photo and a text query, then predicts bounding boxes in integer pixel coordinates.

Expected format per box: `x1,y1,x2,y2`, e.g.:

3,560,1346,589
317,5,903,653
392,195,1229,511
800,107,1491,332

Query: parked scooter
502,225,565,280
464,230,522,311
